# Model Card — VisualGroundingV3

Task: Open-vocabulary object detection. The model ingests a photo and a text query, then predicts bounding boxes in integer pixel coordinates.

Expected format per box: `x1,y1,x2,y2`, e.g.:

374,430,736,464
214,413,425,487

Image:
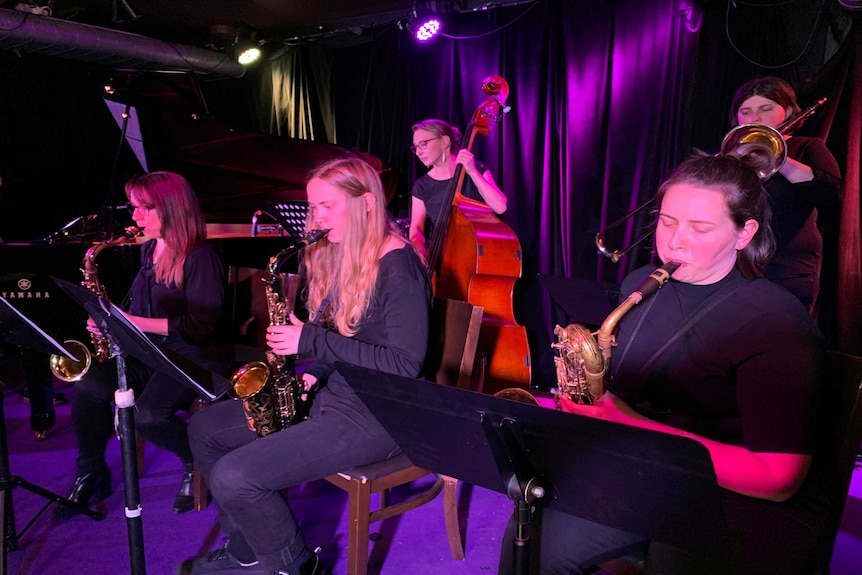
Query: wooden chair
324,297,483,575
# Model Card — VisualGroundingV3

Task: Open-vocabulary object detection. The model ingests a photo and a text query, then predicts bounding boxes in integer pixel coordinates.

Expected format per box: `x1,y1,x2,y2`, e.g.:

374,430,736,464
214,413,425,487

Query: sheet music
50,275,226,400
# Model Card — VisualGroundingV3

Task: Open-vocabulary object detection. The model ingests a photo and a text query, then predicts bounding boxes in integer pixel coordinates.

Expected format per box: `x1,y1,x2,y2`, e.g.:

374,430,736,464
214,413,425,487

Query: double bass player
408,118,507,258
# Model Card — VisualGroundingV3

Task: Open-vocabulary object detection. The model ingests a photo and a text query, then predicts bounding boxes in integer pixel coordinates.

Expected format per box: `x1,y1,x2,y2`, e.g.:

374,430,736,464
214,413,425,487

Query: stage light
235,39,262,65
207,24,262,66
402,7,442,42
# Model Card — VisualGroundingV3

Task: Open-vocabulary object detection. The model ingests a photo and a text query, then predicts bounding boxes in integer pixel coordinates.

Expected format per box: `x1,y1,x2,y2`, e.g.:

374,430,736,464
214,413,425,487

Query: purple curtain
322,0,703,381
256,1,862,371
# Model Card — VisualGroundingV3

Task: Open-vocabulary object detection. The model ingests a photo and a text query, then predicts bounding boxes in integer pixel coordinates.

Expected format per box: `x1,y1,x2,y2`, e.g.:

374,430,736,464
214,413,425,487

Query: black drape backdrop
1,0,859,383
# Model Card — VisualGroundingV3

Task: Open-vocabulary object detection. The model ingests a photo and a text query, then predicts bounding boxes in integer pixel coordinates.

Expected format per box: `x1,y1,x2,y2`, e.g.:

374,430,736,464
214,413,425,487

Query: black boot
275,547,325,575
51,468,112,520
172,463,195,514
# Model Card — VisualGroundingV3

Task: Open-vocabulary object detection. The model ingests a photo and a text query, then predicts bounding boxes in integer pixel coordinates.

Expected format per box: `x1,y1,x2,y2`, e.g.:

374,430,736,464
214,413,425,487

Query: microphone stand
96,102,132,242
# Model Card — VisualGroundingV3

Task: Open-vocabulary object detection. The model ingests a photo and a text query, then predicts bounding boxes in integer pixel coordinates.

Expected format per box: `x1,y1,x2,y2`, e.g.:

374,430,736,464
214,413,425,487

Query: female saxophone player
499,153,825,574
53,171,230,519
181,157,431,575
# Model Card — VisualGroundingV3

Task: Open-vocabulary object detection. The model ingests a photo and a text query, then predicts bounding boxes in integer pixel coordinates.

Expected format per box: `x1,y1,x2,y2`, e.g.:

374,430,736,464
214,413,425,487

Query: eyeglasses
125,202,154,216
409,136,441,153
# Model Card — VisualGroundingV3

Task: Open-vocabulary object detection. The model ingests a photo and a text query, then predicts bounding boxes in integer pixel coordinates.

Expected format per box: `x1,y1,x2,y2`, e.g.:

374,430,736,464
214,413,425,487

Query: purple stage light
414,16,441,41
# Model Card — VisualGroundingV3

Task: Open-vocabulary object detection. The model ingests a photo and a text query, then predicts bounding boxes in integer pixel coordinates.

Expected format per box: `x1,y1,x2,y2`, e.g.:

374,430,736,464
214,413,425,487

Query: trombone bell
719,123,787,180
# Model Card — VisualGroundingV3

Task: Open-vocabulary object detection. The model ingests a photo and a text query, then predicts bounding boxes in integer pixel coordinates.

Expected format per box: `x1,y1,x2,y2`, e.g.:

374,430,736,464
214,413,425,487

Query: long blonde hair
125,172,207,289
302,158,400,336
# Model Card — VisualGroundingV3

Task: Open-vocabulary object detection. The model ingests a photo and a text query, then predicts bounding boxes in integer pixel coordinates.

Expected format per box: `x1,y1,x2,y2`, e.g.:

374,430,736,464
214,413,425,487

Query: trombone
595,97,827,263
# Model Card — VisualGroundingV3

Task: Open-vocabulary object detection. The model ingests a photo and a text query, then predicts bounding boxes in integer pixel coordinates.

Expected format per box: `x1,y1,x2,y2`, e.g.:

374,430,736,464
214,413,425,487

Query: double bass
425,75,531,394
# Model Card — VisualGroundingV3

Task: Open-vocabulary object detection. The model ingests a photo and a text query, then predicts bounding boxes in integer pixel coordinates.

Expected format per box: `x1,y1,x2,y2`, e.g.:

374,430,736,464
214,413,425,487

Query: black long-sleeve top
297,246,432,388
128,239,227,350
764,136,842,308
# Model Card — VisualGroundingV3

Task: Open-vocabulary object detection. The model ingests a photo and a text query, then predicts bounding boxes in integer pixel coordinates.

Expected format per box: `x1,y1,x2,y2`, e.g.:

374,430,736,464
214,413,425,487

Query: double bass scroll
427,75,531,395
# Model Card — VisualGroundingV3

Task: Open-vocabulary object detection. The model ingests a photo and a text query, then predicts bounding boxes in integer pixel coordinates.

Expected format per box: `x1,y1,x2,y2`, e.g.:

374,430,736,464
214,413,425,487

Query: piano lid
107,72,396,224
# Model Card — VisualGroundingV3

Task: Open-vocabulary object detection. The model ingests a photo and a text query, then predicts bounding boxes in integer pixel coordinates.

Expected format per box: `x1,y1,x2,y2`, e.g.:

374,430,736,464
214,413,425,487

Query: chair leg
345,480,372,575
442,476,464,560
189,397,213,511
193,465,208,511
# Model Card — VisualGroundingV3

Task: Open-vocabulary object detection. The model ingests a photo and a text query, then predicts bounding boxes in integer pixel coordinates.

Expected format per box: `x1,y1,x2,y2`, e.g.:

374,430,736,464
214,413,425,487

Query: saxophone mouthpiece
300,229,330,246
634,261,680,300
661,261,681,274
124,226,142,240
268,229,331,274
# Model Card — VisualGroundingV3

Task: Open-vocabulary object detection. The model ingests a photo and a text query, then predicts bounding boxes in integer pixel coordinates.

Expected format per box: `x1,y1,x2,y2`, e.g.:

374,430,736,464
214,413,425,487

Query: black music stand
0,298,104,575
337,363,729,575
51,278,228,402
264,200,310,239
51,277,231,575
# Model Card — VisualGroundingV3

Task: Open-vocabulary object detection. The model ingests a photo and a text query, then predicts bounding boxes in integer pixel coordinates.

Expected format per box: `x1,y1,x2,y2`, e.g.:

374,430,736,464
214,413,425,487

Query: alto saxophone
230,229,329,437
49,226,142,382
552,261,679,406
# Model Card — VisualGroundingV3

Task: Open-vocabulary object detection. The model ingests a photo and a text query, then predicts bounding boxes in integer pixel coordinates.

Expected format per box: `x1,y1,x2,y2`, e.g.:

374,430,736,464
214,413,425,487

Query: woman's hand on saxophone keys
265,313,304,356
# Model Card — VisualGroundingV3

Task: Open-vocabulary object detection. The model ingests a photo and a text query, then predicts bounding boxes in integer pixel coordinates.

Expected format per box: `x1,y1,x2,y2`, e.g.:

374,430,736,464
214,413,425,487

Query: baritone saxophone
552,261,679,406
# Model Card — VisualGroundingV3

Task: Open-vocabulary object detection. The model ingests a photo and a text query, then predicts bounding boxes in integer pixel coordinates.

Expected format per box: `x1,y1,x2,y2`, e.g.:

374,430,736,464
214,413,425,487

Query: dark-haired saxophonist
500,154,826,575
53,172,231,519
182,157,431,575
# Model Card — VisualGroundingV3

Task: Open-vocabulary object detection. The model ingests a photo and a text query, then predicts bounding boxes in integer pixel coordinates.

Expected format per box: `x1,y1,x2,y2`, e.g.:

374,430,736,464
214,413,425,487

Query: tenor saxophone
49,226,142,382
552,261,679,406
230,229,329,437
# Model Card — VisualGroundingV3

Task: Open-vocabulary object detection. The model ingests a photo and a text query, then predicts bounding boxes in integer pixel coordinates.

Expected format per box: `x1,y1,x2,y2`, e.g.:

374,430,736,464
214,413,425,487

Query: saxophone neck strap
614,274,748,378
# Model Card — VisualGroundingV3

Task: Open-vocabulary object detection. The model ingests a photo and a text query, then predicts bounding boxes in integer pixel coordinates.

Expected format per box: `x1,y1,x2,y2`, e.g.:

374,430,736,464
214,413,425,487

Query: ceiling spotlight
235,40,262,65
406,8,442,42
208,24,262,66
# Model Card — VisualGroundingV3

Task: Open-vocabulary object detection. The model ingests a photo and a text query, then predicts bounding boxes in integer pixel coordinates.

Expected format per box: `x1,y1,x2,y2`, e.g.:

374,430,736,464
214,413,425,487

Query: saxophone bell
49,339,93,382
553,261,679,407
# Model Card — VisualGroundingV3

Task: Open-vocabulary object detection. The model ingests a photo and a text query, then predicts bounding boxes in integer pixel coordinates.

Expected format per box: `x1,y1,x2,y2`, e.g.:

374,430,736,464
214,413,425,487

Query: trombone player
730,76,842,314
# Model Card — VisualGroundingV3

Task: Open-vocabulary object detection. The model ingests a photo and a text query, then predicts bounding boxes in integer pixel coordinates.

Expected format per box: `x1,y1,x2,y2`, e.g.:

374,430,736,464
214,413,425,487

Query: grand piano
0,70,396,406
1,71,396,310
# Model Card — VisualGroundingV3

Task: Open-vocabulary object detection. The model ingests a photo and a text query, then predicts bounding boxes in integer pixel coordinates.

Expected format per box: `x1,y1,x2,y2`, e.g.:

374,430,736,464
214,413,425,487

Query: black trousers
22,349,55,434
71,354,202,473
188,372,400,571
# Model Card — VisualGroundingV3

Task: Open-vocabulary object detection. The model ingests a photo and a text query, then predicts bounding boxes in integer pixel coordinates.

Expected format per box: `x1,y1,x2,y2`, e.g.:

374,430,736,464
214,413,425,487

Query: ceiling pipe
0,8,245,80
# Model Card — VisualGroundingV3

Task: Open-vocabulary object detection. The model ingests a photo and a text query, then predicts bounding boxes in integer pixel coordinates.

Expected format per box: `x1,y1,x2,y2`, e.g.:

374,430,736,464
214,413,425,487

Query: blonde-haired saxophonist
500,154,825,575
183,158,431,575
53,171,231,519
